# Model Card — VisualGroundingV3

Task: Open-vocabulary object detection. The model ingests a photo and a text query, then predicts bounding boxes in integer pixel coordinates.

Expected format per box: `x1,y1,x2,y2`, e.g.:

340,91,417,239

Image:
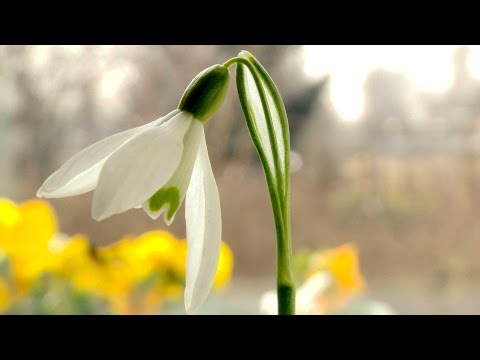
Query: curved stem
223,57,242,68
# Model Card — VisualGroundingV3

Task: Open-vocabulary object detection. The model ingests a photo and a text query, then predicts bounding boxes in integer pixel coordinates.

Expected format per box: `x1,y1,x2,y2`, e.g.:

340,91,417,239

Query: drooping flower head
37,64,230,313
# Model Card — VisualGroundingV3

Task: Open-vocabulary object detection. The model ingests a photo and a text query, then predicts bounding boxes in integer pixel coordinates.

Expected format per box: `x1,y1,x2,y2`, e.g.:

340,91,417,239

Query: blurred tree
448,46,480,213
295,76,341,190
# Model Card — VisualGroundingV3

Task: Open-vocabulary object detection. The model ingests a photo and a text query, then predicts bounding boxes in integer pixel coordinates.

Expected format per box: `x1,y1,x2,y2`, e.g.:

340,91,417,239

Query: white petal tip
238,50,250,58
146,211,161,220
91,207,110,222
92,214,105,222
36,190,55,199
184,305,197,315
143,203,176,224
35,190,57,199
36,184,50,198
142,204,163,221
184,288,202,315
91,192,123,222
163,213,175,226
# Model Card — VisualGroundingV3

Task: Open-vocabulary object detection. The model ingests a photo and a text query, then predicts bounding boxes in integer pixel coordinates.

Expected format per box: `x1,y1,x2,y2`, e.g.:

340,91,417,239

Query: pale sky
302,45,480,122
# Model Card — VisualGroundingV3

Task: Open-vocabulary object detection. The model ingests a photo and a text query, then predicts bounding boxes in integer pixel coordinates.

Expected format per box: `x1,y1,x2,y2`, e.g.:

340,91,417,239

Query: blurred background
1,45,480,314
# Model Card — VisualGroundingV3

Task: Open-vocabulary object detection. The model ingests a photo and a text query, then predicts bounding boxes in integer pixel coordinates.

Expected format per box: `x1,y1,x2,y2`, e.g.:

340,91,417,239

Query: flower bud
178,64,230,122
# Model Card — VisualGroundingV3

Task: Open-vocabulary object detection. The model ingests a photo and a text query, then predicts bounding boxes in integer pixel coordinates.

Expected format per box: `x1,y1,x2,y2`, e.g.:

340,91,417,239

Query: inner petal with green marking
148,186,180,222
141,118,203,223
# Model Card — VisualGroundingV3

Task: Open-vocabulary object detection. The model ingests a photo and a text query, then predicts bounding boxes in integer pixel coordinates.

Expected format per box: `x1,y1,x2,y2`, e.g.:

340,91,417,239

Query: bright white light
99,65,137,100
97,63,139,121
62,45,84,55
303,45,476,123
467,45,480,79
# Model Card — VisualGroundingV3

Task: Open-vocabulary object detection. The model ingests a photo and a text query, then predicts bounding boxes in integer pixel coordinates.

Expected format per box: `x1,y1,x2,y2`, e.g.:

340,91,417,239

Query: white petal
184,128,221,314
296,272,331,315
259,290,278,315
92,111,193,221
37,109,180,198
142,119,203,225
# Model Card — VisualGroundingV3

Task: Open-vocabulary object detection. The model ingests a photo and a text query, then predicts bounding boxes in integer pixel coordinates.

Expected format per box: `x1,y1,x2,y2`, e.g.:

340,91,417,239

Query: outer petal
142,119,203,225
37,109,180,198
184,128,221,314
92,111,193,221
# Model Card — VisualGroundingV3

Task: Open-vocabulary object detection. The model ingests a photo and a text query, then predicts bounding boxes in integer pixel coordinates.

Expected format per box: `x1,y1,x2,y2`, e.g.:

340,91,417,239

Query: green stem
223,57,240,68
276,192,294,315
229,56,295,315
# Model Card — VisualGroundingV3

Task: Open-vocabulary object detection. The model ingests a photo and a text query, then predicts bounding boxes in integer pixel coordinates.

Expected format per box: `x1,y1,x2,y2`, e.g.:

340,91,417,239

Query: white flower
37,64,230,314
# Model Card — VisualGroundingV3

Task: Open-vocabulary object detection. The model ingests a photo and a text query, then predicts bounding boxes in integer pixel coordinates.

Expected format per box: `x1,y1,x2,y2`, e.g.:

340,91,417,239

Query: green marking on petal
148,186,181,221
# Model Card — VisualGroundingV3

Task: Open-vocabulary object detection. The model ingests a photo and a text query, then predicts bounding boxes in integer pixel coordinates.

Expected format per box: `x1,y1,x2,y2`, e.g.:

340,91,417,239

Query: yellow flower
106,231,184,281
51,235,102,292
108,288,166,315
305,243,365,313
98,231,183,314
51,235,136,297
51,231,193,310
314,243,365,294
0,199,21,230
0,196,235,314
163,284,183,299
100,234,234,313
0,198,57,293
213,242,234,289
0,278,11,312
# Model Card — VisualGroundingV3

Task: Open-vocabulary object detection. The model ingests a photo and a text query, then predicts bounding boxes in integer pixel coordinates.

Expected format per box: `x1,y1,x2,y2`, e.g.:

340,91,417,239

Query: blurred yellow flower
0,199,21,229
108,288,167,315
213,242,234,289
107,231,185,281
51,235,135,297
0,198,57,293
304,243,365,313
0,197,234,314
309,243,365,294
101,233,233,313
0,278,11,312
51,230,234,314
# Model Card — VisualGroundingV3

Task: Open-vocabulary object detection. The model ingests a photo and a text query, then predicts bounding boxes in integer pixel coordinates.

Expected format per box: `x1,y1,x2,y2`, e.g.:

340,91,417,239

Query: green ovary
148,186,181,221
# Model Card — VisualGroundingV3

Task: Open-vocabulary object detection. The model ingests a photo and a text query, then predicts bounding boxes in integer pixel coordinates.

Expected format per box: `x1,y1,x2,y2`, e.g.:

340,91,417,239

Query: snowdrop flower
37,64,230,313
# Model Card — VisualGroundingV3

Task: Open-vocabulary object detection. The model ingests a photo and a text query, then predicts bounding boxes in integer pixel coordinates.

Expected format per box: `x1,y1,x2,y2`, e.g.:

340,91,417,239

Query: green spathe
178,64,230,122
233,51,295,315
148,186,181,222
